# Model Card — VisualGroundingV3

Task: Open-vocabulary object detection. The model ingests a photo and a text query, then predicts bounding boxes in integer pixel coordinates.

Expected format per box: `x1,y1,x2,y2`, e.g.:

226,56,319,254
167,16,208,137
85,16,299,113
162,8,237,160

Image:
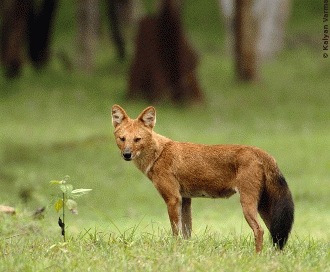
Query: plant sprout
50,175,92,242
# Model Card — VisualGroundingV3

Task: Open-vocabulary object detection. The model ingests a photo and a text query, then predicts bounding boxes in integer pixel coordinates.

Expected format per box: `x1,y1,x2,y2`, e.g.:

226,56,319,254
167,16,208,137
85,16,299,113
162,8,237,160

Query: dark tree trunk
234,0,258,81
128,16,167,102
157,0,183,101
0,0,32,78
106,0,126,60
28,0,58,68
128,0,203,104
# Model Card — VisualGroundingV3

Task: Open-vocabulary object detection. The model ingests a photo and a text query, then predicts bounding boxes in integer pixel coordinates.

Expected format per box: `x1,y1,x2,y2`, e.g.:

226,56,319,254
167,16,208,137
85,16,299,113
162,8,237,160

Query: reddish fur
111,105,294,252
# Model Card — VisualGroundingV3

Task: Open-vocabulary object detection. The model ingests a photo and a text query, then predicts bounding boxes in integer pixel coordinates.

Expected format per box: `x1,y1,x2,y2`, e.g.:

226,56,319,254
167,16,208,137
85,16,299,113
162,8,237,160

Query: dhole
111,105,294,252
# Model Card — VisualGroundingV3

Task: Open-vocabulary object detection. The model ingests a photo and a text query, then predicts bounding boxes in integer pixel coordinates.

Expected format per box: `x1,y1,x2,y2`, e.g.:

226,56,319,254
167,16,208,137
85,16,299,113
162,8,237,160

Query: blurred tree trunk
234,0,258,81
219,0,291,60
0,1,8,18
0,0,32,78
128,0,204,103
254,0,291,59
76,0,99,73
218,0,235,54
105,0,126,60
28,0,58,68
105,0,145,61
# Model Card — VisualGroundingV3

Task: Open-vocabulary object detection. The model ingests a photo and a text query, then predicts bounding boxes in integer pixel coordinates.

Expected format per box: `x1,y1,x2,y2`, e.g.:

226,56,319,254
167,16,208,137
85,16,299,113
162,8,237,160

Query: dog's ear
112,105,128,128
138,106,156,129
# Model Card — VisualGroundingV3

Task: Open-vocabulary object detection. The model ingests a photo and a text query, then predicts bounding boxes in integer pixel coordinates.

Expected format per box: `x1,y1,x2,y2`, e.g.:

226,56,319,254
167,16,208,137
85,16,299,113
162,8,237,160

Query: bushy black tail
269,174,294,249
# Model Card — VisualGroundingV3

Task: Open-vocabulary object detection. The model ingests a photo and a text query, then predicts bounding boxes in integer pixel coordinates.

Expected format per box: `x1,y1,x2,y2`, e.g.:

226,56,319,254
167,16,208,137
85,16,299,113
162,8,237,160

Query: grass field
1,0,330,271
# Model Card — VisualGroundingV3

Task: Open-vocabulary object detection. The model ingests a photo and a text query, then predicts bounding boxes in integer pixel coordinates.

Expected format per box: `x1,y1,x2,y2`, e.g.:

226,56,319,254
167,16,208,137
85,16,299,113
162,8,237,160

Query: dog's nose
123,151,132,161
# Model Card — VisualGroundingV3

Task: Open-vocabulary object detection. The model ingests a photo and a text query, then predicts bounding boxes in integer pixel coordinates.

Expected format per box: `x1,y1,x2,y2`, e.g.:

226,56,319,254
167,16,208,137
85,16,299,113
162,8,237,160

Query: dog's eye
134,137,141,143
119,137,126,142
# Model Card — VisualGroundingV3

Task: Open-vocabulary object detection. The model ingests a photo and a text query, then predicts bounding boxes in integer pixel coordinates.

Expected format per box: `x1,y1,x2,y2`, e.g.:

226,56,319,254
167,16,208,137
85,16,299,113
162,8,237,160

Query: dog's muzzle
122,150,133,161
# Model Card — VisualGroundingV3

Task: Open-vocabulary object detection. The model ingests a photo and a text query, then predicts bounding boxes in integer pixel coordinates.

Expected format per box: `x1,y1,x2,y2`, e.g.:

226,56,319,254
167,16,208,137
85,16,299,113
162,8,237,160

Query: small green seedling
50,175,92,242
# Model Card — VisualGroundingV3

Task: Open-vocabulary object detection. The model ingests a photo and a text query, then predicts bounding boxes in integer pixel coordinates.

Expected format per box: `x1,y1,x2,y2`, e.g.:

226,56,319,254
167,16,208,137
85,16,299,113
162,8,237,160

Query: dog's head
111,105,156,161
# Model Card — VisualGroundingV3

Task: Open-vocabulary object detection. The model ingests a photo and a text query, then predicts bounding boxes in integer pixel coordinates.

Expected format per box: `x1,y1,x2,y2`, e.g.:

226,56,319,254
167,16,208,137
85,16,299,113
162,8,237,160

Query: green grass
1,0,330,271
1,212,329,271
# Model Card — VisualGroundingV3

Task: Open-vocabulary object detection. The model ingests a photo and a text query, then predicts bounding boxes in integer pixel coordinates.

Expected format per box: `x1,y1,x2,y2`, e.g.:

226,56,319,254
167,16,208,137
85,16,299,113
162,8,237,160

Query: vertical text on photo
323,0,329,58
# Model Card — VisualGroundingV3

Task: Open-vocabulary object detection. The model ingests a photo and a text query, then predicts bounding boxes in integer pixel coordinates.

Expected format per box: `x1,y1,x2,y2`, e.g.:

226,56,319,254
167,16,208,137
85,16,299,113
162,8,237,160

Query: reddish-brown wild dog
111,105,294,252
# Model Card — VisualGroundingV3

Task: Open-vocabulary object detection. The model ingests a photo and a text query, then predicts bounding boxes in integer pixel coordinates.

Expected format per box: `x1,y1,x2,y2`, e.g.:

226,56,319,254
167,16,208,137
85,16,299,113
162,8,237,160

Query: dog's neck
133,131,171,176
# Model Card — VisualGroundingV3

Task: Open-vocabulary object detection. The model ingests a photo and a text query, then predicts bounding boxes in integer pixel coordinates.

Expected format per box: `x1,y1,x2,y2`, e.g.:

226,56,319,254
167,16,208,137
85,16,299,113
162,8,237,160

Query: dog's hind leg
240,193,264,253
181,198,192,238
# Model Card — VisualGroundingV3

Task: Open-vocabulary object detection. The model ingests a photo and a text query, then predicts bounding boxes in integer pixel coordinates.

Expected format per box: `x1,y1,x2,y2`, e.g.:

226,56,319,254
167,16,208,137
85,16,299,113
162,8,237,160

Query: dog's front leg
152,176,183,237
165,196,183,236
182,198,192,239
